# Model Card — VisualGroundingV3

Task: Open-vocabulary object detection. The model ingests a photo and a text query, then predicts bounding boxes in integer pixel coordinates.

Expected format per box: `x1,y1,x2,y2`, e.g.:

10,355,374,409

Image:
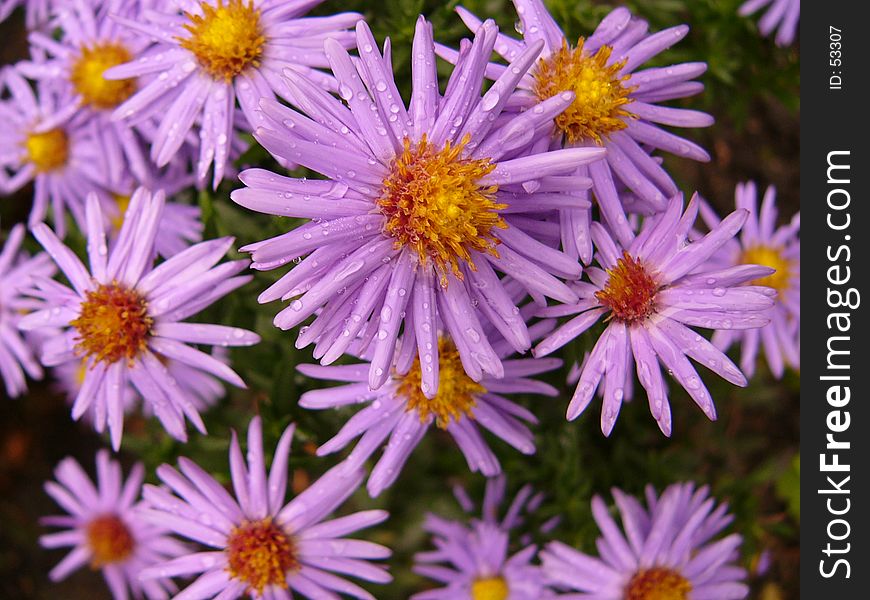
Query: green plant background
0,0,799,598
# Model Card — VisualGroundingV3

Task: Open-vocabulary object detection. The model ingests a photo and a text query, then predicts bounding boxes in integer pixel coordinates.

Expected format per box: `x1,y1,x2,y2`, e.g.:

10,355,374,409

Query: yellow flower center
226,518,298,595
379,134,506,287
624,567,692,600
596,252,659,323
180,0,266,81
398,337,484,429
471,576,509,600
70,42,136,109
86,514,135,567
24,128,69,173
740,245,793,292
71,283,153,365
111,193,132,231
533,40,635,144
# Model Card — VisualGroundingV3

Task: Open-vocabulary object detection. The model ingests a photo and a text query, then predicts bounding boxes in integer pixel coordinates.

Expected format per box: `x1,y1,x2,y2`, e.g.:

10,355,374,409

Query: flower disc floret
86,514,136,567
227,518,299,594
625,567,692,600
378,134,505,286
533,39,634,144
71,43,136,109
180,0,266,81
71,282,153,365
399,337,485,428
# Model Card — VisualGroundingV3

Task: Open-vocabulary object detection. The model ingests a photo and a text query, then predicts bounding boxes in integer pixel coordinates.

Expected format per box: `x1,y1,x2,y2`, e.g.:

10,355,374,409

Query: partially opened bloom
414,476,555,599
104,0,362,187
0,67,112,238
299,317,561,496
234,17,604,394
40,450,186,600
740,0,800,46
140,416,391,599
0,224,55,397
18,188,259,448
19,0,158,187
535,194,775,436
702,183,799,379
541,483,748,599
439,1,713,255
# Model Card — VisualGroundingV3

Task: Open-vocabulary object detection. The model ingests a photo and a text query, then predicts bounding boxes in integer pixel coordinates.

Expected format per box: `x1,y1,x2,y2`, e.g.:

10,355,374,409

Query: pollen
24,128,69,173
70,283,153,365
625,567,692,600
111,193,132,231
70,43,136,109
740,245,793,292
226,518,299,595
398,337,484,429
533,39,635,144
86,514,135,567
471,576,509,600
180,0,266,81
378,134,506,287
596,252,659,323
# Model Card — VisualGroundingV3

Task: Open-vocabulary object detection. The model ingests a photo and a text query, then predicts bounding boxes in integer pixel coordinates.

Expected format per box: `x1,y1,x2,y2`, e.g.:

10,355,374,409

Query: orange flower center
71,283,153,365
596,252,659,323
533,40,635,144
378,134,505,287
180,0,266,81
70,42,136,109
471,576,509,600
226,518,299,594
86,514,135,567
398,337,484,429
624,567,692,600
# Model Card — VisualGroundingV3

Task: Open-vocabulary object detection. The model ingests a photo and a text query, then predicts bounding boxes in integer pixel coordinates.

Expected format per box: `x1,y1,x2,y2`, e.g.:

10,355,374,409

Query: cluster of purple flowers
0,0,798,597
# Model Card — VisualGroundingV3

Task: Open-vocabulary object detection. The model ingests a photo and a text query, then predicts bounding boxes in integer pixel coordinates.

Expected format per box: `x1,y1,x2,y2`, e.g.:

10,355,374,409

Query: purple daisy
0,66,113,238
18,0,163,188
438,1,713,254
40,449,187,600
0,0,52,28
740,0,800,46
18,187,259,448
701,182,799,379
534,194,776,436
233,17,604,394
0,224,55,397
140,416,392,599
413,475,555,600
541,483,749,599
298,314,562,496
103,0,362,188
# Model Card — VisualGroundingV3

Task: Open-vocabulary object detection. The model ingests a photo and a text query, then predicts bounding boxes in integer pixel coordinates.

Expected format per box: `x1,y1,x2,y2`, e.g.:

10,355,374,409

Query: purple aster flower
541,483,749,599
0,224,55,397
0,0,52,28
18,187,259,448
40,449,187,600
534,194,776,436
140,416,392,599
413,475,555,600
298,315,562,496
0,66,114,238
233,17,604,393
438,1,713,255
103,0,362,188
740,0,800,46
17,0,163,188
701,182,799,379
